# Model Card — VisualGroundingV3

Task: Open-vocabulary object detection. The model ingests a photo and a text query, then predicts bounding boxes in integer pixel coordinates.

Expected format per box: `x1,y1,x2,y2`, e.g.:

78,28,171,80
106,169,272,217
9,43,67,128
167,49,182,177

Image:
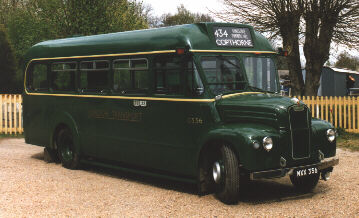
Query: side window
113,58,148,94
27,63,48,91
51,62,76,91
154,55,183,95
80,60,109,92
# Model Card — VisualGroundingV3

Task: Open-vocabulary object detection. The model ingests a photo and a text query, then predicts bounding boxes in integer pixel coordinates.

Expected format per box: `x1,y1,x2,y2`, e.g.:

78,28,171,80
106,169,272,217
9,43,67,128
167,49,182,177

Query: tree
29,0,148,37
1,0,150,91
335,53,359,71
160,4,214,27
3,0,149,60
215,0,359,96
0,24,17,93
0,0,22,24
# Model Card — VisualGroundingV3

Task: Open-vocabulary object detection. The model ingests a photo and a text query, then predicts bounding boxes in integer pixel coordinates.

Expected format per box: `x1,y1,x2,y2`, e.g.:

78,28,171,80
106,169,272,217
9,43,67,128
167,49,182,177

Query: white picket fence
0,94,23,135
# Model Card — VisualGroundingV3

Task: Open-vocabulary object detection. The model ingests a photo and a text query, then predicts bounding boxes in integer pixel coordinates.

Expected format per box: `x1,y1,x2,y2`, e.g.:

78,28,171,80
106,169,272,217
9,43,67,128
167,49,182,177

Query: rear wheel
290,173,320,192
56,127,80,169
43,147,59,163
212,145,240,204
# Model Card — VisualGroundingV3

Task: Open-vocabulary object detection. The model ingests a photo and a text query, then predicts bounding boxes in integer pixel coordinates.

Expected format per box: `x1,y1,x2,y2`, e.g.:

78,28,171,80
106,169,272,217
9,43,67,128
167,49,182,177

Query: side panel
23,95,51,146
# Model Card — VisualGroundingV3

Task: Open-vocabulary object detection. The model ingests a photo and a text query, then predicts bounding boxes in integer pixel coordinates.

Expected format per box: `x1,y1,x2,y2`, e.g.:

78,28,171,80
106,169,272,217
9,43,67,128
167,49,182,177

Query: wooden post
9,95,12,134
0,95,2,134
13,95,17,134
19,95,23,134
344,96,347,129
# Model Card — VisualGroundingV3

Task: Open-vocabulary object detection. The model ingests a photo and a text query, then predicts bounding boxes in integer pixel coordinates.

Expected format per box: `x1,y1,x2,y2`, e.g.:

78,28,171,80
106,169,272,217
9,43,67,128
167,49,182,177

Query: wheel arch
49,111,80,154
196,129,247,170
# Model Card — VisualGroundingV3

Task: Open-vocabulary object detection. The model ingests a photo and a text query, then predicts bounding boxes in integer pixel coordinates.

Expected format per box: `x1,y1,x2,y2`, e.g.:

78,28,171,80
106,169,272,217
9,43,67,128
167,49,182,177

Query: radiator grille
289,106,310,159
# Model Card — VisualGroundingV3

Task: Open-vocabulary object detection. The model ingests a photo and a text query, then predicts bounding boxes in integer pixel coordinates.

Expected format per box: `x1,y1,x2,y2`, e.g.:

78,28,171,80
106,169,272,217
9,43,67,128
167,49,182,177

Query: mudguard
48,110,81,154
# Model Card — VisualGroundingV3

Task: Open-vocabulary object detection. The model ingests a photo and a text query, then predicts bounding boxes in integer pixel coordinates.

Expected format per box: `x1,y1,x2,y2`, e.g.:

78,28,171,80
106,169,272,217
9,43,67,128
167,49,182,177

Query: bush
0,24,17,93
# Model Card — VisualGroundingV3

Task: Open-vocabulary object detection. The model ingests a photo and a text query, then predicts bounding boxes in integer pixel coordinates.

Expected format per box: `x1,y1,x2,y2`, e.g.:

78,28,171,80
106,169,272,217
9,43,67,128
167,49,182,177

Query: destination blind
213,27,253,48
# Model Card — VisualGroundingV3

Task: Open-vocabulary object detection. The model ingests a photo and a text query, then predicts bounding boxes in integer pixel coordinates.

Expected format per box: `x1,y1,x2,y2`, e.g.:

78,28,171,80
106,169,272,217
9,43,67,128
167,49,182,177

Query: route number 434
215,29,228,38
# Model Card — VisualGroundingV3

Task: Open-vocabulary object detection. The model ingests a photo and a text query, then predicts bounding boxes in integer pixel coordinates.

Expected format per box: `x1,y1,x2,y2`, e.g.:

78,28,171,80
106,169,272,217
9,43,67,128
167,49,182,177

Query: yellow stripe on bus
190,49,277,54
24,91,263,103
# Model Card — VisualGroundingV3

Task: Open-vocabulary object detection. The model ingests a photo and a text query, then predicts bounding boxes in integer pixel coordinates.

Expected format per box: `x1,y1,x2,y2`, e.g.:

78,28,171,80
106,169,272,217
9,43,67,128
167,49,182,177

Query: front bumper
250,156,339,180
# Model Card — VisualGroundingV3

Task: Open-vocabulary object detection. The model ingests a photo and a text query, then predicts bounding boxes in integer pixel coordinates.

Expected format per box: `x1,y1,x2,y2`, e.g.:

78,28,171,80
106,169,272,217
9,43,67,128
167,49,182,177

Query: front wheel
290,173,320,192
212,145,240,204
56,127,80,169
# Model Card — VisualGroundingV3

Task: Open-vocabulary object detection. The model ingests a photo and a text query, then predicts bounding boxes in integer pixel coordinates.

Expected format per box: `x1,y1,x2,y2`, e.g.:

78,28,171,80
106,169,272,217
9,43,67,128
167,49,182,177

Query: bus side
23,52,212,178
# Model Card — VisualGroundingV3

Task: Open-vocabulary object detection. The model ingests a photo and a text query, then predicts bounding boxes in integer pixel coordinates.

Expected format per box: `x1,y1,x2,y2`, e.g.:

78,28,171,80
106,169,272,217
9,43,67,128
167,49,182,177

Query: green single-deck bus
23,23,338,204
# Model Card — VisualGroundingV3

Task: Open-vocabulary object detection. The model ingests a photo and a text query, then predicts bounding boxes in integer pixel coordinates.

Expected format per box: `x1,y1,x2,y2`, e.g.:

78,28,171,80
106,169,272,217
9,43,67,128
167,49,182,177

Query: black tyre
212,145,240,204
56,127,80,169
290,173,320,192
44,147,59,163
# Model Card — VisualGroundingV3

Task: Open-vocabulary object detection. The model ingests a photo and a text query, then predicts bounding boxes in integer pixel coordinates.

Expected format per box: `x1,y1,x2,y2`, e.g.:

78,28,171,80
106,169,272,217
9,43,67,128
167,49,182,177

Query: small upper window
52,62,77,71
81,60,109,70
113,60,130,69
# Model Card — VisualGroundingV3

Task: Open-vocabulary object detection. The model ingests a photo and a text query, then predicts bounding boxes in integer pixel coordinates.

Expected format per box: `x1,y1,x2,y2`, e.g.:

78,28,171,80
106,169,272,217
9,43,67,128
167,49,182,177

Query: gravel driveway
1,138,358,217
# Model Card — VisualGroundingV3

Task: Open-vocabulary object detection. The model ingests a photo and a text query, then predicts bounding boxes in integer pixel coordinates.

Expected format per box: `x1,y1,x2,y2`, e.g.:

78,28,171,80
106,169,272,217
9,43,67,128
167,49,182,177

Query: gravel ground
0,138,358,217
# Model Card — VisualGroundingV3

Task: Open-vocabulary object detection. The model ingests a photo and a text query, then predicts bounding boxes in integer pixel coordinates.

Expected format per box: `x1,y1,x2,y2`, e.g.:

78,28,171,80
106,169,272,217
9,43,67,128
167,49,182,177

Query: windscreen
243,57,278,93
201,56,246,95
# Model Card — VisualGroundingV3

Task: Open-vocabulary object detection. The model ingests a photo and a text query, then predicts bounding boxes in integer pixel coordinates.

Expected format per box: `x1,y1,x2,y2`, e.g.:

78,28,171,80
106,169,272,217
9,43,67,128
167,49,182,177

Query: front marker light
252,140,260,150
263,137,273,152
326,129,336,143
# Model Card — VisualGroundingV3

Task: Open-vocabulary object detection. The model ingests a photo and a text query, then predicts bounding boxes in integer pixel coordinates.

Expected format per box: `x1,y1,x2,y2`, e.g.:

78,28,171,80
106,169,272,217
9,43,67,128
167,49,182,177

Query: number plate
294,167,318,177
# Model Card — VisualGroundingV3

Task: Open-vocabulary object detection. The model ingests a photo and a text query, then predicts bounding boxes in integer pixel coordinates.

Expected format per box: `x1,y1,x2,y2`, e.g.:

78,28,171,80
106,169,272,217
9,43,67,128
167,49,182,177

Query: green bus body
23,23,338,203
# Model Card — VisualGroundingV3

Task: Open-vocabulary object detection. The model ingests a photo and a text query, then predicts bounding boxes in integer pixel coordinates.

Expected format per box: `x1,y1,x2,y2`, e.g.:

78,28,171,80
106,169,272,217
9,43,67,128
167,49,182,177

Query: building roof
325,66,359,75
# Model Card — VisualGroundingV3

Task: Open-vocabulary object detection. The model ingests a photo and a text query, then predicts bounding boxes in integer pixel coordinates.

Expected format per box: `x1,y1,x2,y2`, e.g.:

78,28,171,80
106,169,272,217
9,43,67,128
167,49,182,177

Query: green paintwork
23,23,336,183
23,22,274,62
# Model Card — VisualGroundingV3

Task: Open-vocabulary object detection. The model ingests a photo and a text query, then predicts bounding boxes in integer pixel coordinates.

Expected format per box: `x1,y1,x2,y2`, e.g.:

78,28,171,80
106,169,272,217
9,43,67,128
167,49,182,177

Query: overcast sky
142,0,222,17
141,0,358,63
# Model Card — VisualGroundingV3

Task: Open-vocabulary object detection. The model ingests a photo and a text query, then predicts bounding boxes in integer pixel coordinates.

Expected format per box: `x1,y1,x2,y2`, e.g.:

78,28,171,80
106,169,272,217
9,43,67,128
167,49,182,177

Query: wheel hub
213,161,222,184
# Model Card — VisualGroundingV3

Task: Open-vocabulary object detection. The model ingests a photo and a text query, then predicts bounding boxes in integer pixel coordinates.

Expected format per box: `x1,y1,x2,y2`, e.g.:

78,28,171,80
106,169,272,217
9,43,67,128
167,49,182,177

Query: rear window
27,63,49,91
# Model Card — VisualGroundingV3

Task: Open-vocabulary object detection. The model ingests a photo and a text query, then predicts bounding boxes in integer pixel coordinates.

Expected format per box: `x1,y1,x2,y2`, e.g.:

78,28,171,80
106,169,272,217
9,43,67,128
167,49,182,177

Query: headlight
326,129,336,142
263,137,273,152
252,140,260,149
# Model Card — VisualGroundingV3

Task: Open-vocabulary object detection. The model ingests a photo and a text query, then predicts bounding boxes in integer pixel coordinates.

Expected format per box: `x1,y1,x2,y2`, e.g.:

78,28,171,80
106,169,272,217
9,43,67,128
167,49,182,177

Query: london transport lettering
213,27,253,48
88,110,143,122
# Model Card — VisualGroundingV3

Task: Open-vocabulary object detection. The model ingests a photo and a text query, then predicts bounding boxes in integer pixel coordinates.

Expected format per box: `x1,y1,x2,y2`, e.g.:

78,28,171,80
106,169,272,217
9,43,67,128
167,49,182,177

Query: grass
336,130,359,152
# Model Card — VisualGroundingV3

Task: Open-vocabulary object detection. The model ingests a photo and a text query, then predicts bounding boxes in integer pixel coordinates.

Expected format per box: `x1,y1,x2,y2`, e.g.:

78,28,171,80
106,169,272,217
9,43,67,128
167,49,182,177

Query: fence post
351,96,354,132
13,95,17,134
328,96,334,125
310,96,315,118
332,96,338,127
20,95,23,134
0,95,2,133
